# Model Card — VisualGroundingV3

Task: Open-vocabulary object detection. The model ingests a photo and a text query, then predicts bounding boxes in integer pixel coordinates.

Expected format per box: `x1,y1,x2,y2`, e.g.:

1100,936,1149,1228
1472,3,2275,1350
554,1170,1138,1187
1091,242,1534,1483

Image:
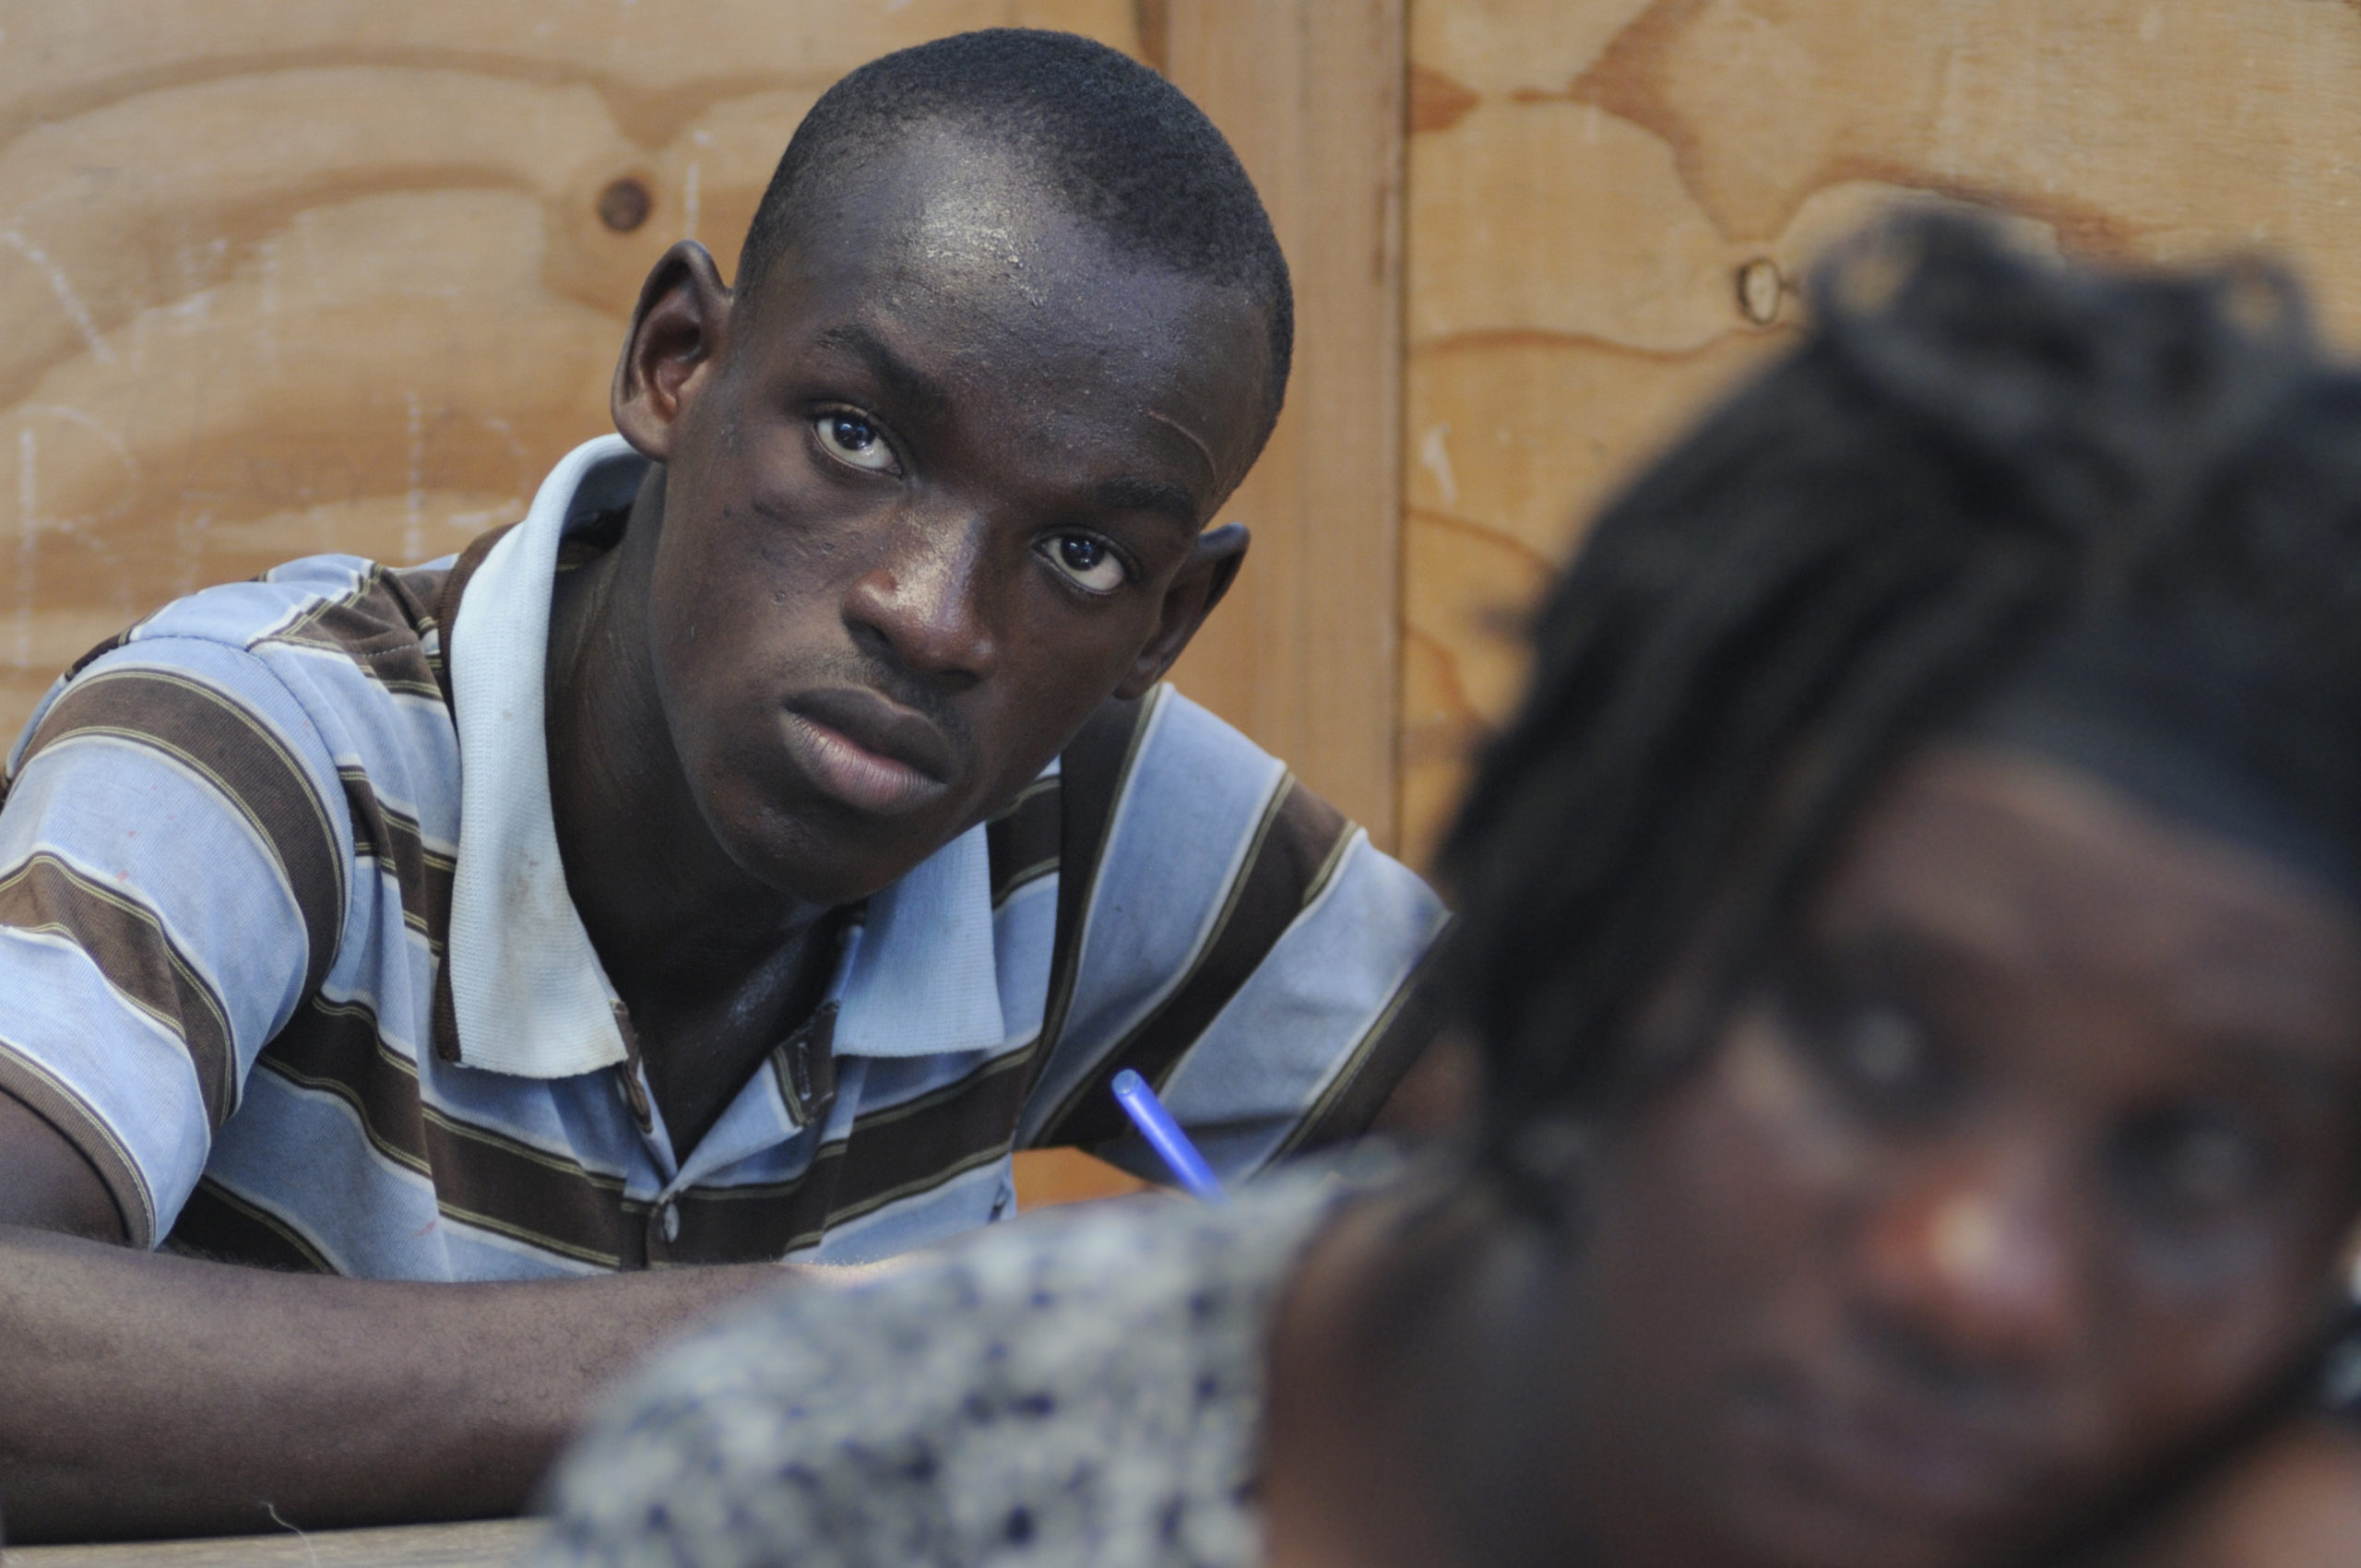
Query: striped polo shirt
0,436,1447,1277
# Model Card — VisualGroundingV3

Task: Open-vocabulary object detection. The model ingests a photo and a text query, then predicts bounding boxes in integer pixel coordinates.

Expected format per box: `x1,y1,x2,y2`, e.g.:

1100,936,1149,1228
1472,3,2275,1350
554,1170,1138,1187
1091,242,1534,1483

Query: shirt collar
445,434,645,1076
445,434,1012,1078
830,821,1006,1059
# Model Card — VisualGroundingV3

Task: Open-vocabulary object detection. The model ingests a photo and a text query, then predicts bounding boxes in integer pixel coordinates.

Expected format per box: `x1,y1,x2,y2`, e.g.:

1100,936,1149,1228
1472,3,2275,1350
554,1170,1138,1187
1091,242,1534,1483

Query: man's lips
778,687,956,818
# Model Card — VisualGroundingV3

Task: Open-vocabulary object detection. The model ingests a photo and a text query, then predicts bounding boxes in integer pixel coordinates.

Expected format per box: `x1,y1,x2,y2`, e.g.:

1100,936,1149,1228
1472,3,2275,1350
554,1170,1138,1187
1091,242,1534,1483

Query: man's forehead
770,129,1096,291
773,209,1218,365
735,126,1269,493
751,127,1258,361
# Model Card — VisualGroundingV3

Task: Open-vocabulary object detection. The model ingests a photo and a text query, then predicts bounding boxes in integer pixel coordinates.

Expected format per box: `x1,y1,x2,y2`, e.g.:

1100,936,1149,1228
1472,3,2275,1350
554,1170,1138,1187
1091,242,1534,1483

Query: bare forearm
0,1224,790,1541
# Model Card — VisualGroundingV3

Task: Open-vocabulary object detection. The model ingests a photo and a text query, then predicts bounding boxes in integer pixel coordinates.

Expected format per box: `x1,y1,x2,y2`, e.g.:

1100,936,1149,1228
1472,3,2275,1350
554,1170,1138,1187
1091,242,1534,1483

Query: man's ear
1115,523,1251,700
611,241,733,463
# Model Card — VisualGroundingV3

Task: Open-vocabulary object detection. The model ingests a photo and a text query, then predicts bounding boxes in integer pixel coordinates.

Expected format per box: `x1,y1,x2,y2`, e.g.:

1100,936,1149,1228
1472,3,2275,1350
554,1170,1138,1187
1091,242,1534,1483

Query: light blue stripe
208,1070,600,1280
0,924,211,1234
427,1213,610,1280
1140,835,1449,1180
991,873,1058,1045
789,1156,1010,1265
67,638,360,938
204,1065,433,1275
1016,689,1287,1144
131,561,358,648
313,872,436,1064
2,738,313,1092
261,641,464,846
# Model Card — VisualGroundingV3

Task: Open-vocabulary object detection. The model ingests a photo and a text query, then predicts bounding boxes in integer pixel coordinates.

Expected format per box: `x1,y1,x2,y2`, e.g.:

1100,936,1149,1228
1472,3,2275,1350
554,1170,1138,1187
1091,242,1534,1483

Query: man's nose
842,510,999,688
1857,1139,2092,1375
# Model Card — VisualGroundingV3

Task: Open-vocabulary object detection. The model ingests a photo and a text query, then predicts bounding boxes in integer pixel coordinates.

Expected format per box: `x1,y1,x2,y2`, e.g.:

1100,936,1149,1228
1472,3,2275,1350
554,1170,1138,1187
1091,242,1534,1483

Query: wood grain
1,1518,538,1568
1161,0,1408,847
1398,0,2361,865
1011,1145,1155,1209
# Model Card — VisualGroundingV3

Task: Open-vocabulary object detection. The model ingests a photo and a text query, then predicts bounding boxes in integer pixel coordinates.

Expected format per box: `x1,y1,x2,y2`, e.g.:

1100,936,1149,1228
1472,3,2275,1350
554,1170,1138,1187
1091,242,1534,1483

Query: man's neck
540,471,828,1144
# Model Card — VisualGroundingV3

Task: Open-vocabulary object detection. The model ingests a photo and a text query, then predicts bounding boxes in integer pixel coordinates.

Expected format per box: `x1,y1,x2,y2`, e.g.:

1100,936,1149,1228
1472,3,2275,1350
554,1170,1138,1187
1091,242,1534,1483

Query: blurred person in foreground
537,216,2361,1568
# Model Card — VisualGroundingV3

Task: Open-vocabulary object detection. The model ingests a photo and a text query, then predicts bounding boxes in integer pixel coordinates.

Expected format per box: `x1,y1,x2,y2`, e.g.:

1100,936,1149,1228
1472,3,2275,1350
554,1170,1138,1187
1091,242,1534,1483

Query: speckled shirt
532,1163,1381,1568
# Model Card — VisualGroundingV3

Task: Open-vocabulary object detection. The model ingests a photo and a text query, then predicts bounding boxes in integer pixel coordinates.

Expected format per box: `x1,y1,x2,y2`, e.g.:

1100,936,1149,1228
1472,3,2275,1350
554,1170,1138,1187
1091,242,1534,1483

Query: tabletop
1,1519,540,1568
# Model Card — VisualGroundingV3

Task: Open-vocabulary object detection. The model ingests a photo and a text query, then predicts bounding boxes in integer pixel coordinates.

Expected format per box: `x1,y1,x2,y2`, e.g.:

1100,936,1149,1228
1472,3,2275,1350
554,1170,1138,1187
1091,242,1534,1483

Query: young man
539,219,2361,1568
0,31,1446,1541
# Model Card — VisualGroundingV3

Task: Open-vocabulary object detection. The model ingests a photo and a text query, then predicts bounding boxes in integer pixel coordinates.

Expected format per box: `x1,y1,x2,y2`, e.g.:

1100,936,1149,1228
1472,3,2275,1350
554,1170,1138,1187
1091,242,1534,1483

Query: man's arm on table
0,1089,797,1543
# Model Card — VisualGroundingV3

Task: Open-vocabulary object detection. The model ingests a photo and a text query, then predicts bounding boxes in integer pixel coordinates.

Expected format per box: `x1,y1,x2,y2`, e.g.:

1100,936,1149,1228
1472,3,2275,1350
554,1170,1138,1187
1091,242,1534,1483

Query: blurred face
636,129,1271,905
1562,744,2361,1568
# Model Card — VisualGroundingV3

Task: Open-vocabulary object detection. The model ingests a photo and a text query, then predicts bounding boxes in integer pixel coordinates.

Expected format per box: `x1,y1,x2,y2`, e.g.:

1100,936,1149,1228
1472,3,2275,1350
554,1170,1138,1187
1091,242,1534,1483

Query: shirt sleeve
1014,687,1451,1182
0,638,347,1245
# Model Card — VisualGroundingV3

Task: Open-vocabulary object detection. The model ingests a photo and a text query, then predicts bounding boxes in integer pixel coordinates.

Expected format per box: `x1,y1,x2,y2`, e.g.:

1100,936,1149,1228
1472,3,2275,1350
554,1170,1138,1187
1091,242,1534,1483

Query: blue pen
1110,1068,1228,1204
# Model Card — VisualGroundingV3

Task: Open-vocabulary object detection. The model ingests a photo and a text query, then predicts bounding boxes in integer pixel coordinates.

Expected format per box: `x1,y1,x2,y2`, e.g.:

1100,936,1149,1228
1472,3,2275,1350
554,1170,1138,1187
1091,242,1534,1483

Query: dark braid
1437,214,2361,1169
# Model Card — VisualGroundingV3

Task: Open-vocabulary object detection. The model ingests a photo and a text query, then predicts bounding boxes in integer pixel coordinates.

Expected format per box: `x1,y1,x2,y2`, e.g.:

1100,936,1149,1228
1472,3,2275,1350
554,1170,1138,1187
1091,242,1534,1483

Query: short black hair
1440,213,2361,1172
737,29,1293,443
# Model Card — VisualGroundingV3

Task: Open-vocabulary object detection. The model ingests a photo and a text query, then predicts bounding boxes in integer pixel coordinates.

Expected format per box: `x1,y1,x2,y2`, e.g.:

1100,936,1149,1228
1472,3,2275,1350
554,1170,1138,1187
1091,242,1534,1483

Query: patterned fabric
534,1166,1364,1568
0,437,1448,1276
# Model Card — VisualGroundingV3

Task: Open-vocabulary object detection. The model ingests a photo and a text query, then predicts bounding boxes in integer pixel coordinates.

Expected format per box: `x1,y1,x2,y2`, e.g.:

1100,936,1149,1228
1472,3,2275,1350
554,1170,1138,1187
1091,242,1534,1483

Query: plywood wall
1162,0,1406,847
0,0,1408,847
1399,0,2361,863
23,0,2361,878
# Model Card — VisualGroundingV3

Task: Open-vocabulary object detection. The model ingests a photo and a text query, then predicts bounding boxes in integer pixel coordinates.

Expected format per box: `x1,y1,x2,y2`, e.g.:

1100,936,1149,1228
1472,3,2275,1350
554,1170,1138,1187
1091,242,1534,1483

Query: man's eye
814,411,896,473
1041,533,1128,594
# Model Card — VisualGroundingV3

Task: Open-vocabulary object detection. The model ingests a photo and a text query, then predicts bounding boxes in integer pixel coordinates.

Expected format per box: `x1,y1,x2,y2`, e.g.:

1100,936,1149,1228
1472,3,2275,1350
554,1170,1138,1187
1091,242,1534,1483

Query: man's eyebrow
1094,475,1201,529
811,324,954,416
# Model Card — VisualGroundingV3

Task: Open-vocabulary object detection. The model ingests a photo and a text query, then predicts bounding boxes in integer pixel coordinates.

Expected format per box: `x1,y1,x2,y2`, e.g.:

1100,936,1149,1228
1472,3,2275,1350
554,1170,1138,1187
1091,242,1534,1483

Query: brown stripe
22,669,345,999
387,558,458,697
417,1106,639,1269
163,1178,333,1273
1034,693,1158,1067
431,956,462,1063
255,995,429,1173
338,768,455,950
1035,775,1355,1151
266,1039,1046,1271
667,1045,1039,1265
259,566,445,700
0,853,238,1126
1276,919,1453,1158
986,776,1062,908
0,1039,148,1244
263,985,640,1268
813,1045,1037,1214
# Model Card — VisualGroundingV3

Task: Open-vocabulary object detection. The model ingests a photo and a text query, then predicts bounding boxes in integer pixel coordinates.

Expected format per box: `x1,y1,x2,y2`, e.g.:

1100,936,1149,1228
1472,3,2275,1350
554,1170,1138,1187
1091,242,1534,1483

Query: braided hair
1438,214,2361,1172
